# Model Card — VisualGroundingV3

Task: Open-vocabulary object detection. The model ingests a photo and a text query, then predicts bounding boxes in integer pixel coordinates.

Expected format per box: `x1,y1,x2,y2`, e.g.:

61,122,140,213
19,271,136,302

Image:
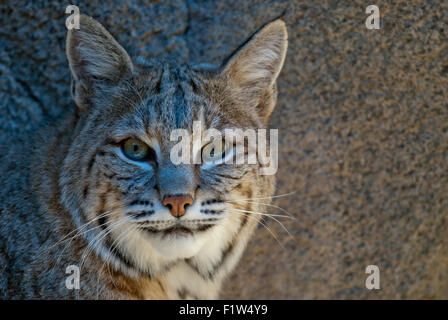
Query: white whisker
229,191,296,202
231,208,296,241
229,210,284,248
46,205,128,252
226,199,295,218
231,208,295,220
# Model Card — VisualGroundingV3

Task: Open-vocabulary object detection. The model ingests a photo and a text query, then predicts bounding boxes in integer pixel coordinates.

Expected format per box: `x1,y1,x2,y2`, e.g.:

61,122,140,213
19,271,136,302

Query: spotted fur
0,15,287,299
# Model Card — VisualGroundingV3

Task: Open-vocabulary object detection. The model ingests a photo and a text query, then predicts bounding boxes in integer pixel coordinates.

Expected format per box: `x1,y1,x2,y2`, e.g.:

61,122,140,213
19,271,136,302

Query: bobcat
0,15,287,299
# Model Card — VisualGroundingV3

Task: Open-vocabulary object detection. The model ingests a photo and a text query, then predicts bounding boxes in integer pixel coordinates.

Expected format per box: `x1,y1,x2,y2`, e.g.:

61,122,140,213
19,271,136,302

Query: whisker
231,208,296,241
79,214,139,299
226,199,295,218
52,209,132,265
53,209,129,265
228,210,284,248
78,213,136,275
100,223,139,290
231,208,295,220
46,204,128,252
228,191,297,202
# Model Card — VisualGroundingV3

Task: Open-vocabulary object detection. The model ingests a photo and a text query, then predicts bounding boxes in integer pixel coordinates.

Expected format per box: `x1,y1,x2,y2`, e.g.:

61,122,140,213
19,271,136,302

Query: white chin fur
149,232,208,259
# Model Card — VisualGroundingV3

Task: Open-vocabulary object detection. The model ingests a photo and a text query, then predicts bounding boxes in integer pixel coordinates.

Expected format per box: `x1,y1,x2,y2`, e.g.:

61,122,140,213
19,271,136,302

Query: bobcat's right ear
218,19,287,123
66,15,133,110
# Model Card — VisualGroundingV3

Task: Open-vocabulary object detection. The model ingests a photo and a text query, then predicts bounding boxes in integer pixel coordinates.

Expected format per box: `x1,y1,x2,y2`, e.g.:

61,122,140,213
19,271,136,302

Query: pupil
133,144,139,152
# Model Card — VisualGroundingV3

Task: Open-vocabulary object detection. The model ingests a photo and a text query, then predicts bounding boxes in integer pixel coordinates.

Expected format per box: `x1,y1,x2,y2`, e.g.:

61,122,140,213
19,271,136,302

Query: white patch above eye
143,137,161,159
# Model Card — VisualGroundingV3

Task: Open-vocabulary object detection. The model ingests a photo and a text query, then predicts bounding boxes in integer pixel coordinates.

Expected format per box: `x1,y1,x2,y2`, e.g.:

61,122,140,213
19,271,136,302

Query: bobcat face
60,15,287,278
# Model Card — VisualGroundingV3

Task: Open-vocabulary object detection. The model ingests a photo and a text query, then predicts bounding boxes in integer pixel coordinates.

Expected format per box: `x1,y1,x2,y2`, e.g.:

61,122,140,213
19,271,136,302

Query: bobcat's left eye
121,138,152,161
202,139,227,163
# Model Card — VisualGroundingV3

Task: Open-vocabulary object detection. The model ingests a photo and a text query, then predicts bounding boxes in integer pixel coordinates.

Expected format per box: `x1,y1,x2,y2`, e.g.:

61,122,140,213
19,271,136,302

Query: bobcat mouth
162,226,193,236
141,224,215,237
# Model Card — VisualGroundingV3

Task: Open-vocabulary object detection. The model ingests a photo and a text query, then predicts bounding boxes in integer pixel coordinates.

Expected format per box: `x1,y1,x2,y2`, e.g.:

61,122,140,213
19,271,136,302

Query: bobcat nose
162,195,193,218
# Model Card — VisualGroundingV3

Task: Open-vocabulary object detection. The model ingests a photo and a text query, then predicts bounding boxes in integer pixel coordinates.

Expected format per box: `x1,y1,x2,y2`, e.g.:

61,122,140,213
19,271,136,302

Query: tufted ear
66,15,134,110
220,19,288,122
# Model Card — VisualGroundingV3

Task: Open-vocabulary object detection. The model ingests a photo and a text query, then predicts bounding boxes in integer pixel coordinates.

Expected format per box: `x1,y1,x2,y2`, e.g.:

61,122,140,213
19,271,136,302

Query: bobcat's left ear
220,19,288,122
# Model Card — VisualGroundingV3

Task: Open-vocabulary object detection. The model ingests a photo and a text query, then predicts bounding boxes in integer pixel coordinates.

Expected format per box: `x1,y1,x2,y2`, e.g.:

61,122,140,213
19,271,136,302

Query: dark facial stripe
201,199,223,205
215,173,244,180
97,188,108,230
240,210,249,228
196,224,215,232
174,81,186,128
85,148,114,184
103,235,146,277
131,210,155,219
102,172,134,181
186,208,250,281
98,215,107,231
157,280,166,295
83,185,89,199
87,154,96,174
86,148,111,175
178,287,199,300
200,209,224,215
153,69,163,94
129,199,153,206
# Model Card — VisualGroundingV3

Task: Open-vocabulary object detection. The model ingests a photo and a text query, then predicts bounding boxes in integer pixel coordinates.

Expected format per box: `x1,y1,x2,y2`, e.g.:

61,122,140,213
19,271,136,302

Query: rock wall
1,0,447,298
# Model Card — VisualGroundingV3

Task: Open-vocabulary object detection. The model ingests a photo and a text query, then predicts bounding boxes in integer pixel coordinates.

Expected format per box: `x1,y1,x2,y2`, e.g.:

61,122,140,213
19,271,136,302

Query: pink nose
162,195,193,218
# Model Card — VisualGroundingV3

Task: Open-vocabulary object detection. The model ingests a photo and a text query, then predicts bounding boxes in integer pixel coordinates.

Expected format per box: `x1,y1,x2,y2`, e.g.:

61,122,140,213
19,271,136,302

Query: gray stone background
1,0,447,299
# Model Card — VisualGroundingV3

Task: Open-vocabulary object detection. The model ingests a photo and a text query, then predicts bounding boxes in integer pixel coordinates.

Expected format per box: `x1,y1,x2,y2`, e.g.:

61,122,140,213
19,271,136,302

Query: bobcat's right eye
121,138,155,162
